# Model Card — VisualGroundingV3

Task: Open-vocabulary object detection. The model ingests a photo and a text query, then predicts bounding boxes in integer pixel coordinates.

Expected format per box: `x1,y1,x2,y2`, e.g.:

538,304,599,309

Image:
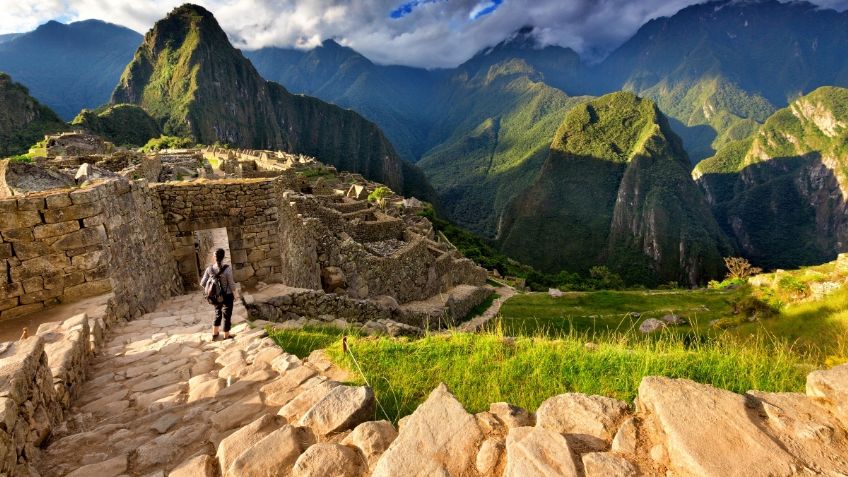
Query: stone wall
0,179,181,324
283,192,487,304
154,179,286,288
244,283,493,332
0,337,62,476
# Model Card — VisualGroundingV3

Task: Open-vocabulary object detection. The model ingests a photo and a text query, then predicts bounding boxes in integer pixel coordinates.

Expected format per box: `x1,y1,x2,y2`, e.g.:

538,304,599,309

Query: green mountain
498,92,732,286
0,73,67,157
0,20,142,120
694,86,848,269
596,0,848,163
112,4,431,199
417,50,588,236
71,104,161,147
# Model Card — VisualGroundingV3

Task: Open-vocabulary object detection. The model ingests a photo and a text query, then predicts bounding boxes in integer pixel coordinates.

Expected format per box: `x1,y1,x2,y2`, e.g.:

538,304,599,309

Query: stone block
1,228,33,242
52,225,106,251
11,254,70,281
45,193,72,208
33,221,80,240
12,241,55,261
69,187,101,205
43,203,103,223
63,280,113,301
0,211,41,231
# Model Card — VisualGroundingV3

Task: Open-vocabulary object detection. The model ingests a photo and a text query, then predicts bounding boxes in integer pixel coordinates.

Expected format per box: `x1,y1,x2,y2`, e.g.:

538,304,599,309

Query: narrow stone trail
457,285,516,332
36,293,375,477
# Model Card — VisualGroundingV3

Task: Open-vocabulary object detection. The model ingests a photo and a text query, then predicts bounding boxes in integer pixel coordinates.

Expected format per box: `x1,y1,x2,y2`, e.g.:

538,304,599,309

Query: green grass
268,326,356,359
269,328,807,423
495,288,743,337
734,286,848,365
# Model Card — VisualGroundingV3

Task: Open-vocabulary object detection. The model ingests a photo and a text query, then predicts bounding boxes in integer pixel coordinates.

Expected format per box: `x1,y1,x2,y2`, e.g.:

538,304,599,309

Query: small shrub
8,154,33,163
367,186,393,208
588,266,625,290
724,256,762,280
777,275,808,296
140,135,193,152
708,278,746,290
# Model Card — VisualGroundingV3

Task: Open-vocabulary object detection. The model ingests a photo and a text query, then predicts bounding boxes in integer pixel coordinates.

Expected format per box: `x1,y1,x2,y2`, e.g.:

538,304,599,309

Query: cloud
1,0,847,68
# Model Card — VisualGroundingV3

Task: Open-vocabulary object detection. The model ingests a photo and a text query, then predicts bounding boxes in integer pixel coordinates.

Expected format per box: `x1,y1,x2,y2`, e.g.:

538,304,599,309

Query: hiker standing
201,248,238,340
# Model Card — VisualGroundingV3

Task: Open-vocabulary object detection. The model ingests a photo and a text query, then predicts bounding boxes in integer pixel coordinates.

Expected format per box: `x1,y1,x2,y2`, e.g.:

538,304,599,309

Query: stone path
457,285,516,332
36,293,376,477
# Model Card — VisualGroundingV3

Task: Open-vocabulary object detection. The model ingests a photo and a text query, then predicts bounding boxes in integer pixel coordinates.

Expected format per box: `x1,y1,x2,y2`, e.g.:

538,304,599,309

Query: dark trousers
214,293,234,332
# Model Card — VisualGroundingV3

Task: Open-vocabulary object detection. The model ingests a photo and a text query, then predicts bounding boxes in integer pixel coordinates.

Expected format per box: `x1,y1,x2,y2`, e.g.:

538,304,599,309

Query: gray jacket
200,263,237,295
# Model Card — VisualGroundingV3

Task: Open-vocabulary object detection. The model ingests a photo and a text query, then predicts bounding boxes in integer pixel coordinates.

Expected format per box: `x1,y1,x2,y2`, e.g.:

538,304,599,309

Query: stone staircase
35,294,379,477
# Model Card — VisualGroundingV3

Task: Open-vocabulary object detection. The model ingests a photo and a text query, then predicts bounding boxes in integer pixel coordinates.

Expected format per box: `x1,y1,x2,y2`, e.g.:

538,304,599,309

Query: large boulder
169,454,217,477
341,420,398,470
298,385,375,436
292,443,364,477
504,426,579,477
535,393,628,448
216,414,284,474
581,452,638,477
638,377,799,477
748,390,848,474
371,383,482,476
806,362,848,427
226,425,314,477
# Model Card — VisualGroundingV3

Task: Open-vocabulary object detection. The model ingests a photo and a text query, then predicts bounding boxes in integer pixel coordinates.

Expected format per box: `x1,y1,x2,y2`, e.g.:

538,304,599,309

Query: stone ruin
1,137,847,476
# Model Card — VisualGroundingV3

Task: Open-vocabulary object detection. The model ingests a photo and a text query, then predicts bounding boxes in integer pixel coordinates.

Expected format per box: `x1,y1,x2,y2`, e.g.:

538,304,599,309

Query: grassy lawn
268,326,808,423
266,271,846,423
494,289,743,337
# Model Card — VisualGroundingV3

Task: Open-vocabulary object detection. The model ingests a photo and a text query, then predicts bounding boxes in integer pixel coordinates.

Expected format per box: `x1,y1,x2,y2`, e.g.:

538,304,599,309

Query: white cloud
1,0,846,68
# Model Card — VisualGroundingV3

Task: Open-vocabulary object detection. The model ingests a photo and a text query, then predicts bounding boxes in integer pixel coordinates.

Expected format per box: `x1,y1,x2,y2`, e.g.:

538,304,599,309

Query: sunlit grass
269,324,808,423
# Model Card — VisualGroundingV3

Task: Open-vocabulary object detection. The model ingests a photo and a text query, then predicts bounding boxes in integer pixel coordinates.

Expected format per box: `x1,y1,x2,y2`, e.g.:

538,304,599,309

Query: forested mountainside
497,92,732,286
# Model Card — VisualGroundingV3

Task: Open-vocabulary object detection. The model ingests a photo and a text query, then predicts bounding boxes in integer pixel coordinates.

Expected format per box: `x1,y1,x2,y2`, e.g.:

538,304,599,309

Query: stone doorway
183,228,231,290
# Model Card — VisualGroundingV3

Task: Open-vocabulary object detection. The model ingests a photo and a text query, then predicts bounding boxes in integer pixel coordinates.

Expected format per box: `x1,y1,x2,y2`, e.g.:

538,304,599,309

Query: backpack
204,264,229,305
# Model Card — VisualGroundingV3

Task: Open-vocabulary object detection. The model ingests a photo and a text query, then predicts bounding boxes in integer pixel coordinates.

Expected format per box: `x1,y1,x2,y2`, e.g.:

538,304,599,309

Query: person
200,248,238,340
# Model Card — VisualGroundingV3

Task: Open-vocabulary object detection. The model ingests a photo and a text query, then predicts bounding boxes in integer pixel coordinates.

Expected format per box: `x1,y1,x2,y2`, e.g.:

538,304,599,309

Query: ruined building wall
0,180,182,323
100,180,183,319
154,179,286,288
277,190,322,289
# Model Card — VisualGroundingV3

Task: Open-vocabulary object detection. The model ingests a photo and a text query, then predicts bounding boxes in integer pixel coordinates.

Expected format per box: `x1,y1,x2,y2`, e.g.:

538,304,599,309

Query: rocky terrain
498,92,732,286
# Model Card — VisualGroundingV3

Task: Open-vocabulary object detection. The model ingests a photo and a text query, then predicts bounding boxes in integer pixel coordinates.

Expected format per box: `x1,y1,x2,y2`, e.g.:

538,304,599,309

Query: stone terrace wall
153,179,286,288
0,179,181,323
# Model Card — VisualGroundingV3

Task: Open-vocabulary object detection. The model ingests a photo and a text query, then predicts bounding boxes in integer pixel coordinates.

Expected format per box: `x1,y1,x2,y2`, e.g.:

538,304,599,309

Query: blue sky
3,0,848,68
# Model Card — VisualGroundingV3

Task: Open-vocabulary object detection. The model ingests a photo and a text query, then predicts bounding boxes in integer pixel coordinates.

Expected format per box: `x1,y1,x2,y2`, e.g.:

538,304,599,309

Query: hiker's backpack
205,265,229,305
